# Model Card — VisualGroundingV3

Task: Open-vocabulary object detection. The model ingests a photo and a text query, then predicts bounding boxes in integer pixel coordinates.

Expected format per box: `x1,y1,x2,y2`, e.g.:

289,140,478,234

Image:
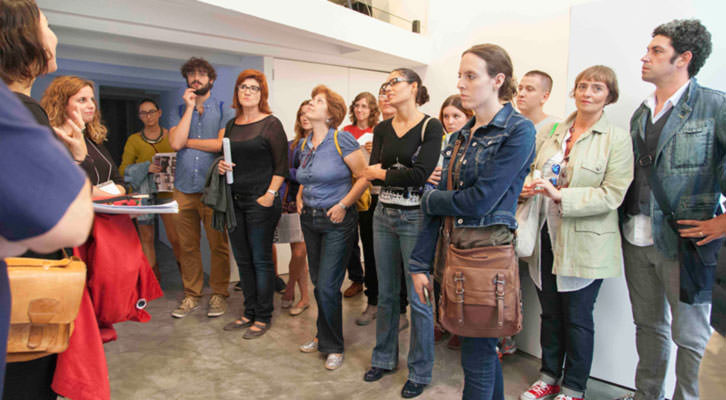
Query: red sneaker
520,380,560,400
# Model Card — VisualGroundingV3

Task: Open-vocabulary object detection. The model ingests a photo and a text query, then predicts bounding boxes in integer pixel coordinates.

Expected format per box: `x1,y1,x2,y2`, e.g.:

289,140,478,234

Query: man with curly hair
168,57,235,319
620,19,725,400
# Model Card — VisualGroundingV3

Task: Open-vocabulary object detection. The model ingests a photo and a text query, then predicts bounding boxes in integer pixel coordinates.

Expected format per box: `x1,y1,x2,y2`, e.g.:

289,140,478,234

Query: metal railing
328,0,423,33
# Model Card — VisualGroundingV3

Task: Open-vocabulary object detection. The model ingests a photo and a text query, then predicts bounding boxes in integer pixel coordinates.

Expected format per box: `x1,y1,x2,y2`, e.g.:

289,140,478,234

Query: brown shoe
243,321,270,340
447,334,461,350
343,282,363,297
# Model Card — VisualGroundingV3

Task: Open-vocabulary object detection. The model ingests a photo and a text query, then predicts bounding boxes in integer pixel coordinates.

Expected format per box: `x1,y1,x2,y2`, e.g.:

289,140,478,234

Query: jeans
371,204,434,384
537,226,603,397
228,194,281,324
173,190,230,297
300,206,357,354
461,337,503,400
623,240,711,400
360,195,409,310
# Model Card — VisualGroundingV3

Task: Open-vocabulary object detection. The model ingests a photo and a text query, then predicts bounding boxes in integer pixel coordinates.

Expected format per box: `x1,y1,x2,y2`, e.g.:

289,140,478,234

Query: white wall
422,0,587,119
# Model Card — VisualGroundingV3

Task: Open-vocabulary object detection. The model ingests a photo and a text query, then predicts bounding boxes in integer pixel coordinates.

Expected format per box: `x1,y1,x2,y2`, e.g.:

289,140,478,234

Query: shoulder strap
444,135,465,238
333,130,342,157
635,134,677,231
549,122,559,137
420,116,432,143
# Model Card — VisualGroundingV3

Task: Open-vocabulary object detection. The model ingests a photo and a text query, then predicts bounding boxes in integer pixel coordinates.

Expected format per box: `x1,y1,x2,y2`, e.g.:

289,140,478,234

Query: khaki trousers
174,190,230,298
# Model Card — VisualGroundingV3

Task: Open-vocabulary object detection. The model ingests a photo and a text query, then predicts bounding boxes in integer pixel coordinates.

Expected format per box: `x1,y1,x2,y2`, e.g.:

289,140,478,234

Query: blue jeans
300,206,357,354
461,337,503,400
537,226,603,397
228,194,281,324
371,204,434,384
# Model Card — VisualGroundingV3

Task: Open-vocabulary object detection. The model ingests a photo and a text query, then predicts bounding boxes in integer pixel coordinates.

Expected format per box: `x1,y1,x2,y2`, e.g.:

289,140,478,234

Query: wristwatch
267,189,278,196
337,201,347,210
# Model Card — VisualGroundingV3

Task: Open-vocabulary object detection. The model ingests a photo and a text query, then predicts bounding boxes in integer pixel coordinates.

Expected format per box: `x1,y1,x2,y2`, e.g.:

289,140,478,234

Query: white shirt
623,80,690,247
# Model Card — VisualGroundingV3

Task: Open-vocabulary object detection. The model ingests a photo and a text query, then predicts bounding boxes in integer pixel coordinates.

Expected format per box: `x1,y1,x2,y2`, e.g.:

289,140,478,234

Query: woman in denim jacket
409,44,535,400
519,66,633,400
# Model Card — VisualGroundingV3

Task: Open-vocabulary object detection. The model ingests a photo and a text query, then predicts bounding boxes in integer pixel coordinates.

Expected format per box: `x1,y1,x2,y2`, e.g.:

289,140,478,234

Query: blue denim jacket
629,79,726,259
169,96,235,194
409,103,535,273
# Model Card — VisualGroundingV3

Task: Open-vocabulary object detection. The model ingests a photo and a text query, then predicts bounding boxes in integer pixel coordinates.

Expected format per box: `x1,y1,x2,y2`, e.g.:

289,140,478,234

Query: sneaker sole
207,310,226,318
520,394,558,400
171,305,200,318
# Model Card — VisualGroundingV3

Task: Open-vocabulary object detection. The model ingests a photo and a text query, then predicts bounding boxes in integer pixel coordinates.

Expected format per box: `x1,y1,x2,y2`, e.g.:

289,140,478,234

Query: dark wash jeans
301,206,357,354
461,337,503,400
537,225,603,395
228,194,281,324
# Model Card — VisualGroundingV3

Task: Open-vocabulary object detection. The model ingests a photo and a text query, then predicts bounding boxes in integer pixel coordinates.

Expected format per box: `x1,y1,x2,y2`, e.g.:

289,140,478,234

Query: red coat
53,213,163,400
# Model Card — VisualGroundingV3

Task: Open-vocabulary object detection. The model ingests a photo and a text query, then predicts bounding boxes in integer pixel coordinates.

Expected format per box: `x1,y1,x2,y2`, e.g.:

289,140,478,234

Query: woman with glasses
296,85,369,371
361,68,443,399
119,98,181,278
218,69,288,339
519,65,633,400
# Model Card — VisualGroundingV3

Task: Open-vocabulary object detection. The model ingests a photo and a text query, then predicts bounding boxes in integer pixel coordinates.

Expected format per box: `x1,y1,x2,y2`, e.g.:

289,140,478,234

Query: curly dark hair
653,19,712,78
180,57,217,81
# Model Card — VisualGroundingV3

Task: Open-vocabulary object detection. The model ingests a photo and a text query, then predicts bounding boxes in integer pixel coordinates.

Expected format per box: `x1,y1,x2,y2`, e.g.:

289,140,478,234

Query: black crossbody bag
635,133,722,304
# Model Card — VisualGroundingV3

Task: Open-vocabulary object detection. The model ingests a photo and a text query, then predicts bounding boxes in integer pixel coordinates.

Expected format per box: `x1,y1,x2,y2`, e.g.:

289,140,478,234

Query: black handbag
635,133,722,304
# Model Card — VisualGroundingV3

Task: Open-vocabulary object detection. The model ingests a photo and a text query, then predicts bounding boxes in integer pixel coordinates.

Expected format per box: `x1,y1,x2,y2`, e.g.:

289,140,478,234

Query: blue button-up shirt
297,128,360,209
169,96,235,193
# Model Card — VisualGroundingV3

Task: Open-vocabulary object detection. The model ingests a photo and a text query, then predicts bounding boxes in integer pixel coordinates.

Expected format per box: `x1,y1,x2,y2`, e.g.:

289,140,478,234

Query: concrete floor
105,242,634,400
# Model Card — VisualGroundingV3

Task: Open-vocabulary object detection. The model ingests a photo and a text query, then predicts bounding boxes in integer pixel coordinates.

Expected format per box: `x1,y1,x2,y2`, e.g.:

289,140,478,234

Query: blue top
0,82,87,394
409,103,535,274
297,128,360,209
169,96,235,193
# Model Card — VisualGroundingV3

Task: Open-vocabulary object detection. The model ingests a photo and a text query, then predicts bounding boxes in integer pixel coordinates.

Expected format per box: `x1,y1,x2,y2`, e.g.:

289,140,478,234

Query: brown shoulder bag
438,135,523,338
4,255,86,362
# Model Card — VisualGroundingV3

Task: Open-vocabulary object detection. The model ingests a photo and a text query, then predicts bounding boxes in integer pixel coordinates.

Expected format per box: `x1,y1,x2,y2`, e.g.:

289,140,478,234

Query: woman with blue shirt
409,44,536,400
295,85,369,371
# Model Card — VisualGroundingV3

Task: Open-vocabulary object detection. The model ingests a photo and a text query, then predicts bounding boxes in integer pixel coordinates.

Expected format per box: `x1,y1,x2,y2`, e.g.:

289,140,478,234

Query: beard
188,80,213,96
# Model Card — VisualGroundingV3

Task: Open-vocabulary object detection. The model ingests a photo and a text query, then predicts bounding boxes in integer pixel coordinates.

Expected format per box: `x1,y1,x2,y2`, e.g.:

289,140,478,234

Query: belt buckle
638,154,654,168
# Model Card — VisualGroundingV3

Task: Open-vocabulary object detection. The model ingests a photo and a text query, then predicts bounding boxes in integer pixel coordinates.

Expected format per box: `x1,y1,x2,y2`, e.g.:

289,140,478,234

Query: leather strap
494,273,505,327
454,271,465,325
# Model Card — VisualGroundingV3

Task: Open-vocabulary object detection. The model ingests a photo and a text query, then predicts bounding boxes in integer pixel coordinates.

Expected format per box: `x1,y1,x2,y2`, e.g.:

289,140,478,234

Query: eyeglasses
238,84,261,93
380,77,412,92
138,110,159,117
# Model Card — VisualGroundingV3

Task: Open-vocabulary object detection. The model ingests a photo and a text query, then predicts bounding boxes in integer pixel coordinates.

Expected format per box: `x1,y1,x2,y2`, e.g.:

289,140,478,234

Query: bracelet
267,190,277,196
337,201,347,210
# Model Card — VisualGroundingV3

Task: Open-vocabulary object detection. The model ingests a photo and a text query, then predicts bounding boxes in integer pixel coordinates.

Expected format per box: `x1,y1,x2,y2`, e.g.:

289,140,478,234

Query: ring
700,231,704,237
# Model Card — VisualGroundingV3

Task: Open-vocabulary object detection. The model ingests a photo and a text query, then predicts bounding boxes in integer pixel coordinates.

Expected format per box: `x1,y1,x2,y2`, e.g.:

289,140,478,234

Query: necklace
141,127,163,144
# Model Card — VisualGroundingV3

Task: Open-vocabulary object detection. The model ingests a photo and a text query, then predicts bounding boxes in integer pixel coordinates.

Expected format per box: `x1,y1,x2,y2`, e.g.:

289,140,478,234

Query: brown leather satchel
4,256,86,362
437,134,522,338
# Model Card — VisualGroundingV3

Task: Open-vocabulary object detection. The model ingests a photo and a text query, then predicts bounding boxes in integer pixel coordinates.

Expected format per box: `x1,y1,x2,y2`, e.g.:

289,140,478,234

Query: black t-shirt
369,115,444,208
14,92,51,127
226,115,289,197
